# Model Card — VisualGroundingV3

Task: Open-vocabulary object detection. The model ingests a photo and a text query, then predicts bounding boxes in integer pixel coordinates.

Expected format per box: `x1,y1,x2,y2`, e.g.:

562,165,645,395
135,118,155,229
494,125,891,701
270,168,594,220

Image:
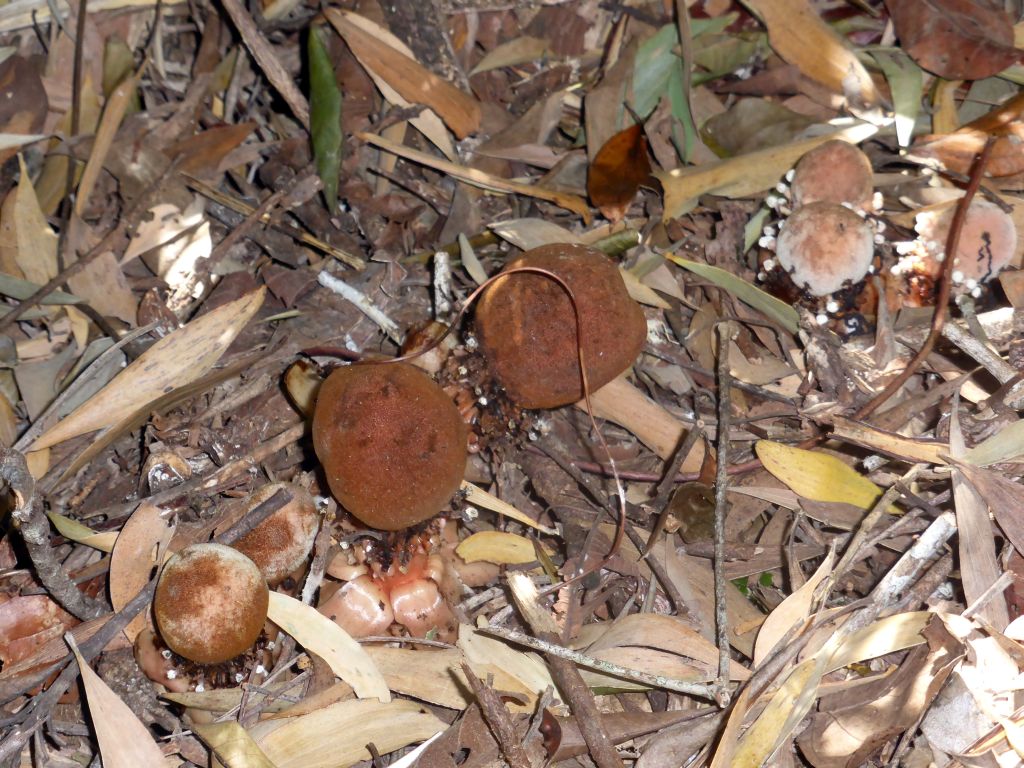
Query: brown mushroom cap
474,243,648,408
914,199,1017,284
312,362,467,530
791,140,874,210
232,483,319,585
154,544,269,664
776,202,875,296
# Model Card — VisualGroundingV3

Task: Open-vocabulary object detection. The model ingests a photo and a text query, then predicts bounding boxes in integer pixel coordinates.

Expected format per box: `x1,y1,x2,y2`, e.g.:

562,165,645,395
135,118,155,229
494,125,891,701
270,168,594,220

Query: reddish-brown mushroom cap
914,198,1017,284
312,362,467,531
474,243,648,409
776,202,875,296
232,483,320,585
153,544,269,665
791,140,874,210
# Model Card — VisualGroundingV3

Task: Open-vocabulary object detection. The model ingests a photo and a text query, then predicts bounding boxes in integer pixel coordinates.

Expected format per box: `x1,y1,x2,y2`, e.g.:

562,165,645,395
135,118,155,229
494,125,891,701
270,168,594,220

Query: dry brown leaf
587,124,652,223
909,92,1024,176
326,9,480,139
74,68,142,217
359,131,591,220
67,250,138,324
887,0,1021,80
0,595,76,667
744,0,880,108
31,287,265,450
950,403,1010,629
108,502,174,644
166,123,257,178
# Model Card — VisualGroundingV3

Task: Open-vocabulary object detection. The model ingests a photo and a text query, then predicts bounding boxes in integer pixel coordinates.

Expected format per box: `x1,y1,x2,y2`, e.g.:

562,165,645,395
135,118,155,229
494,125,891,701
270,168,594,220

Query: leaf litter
0,0,1023,767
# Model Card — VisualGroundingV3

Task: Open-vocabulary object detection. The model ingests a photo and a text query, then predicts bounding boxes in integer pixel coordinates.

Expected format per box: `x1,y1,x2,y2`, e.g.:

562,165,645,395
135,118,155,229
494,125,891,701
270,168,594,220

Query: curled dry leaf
909,92,1024,176
30,287,265,450
108,502,175,644
587,123,652,223
886,0,1021,80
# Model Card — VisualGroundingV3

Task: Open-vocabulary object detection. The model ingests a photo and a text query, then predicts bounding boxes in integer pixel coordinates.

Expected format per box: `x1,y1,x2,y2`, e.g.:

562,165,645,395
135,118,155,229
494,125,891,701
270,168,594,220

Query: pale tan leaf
951,401,1010,629
657,124,878,218
831,416,948,465
744,0,880,107
964,419,1024,466
322,9,454,160
266,591,389,702
488,217,583,251
67,250,138,324
109,502,174,643
0,133,46,150
460,481,558,535
460,624,555,699
457,233,488,286
75,68,141,217
193,722,278,768
620,267,671,309
31,287,265,449
754,550,834,666
470,36,551,75
247,698,445,768
68,635,167,767
825,611,930,673
326,9,479,140
0,155,58,283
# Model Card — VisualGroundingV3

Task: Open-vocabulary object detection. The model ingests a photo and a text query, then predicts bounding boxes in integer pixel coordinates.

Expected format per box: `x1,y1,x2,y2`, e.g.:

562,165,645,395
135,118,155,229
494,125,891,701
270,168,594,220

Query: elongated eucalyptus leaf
309,25,343,213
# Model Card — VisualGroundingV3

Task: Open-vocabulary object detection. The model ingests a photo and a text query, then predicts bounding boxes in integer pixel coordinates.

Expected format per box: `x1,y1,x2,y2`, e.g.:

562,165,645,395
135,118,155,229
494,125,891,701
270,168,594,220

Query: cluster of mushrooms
758,139,1017,328
135,141,1019,694
135,241,648,690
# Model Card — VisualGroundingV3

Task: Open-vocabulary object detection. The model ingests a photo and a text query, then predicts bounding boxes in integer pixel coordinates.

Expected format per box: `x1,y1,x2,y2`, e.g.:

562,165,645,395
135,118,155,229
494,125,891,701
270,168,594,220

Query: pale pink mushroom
776,202,875,296
790,140,875,210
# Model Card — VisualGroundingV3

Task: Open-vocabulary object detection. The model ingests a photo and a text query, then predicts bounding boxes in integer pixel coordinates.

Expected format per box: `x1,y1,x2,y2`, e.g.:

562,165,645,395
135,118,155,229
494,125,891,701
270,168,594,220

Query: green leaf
308,25,343,213
665,253,798,333
865,47,922,148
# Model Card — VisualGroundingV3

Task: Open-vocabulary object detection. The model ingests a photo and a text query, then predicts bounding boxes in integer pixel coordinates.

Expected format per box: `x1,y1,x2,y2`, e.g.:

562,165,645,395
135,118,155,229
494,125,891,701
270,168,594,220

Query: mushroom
312,362,468,531
775,201,875,296
789,140,875,210
318,575,395,637
911,198,1017,291
153,543,269,665
232,482,320,585
474,243,648,409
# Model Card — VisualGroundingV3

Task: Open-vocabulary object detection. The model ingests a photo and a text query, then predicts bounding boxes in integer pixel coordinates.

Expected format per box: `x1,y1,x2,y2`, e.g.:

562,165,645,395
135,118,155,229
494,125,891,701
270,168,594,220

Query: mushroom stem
575,376,705,471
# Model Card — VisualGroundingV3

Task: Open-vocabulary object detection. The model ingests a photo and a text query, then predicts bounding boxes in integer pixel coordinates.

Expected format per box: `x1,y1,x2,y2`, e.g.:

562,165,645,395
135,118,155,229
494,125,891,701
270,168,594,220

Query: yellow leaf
68,635,168,767
755,440,886,511
194,722,277,768
266,592,390,702
48,511,118,552
32,288,265,449
456,530,546,565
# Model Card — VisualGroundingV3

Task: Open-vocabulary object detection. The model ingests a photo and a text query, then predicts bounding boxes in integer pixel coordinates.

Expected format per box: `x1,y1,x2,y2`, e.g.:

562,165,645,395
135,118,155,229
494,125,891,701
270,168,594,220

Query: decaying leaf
886,0,1021,80
587,124,653,223
31,288,265,450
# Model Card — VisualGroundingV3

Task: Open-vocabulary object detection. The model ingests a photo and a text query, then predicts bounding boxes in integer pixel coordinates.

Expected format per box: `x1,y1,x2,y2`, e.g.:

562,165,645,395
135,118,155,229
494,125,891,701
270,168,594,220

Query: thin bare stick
713,322,735,695
461,664,534,768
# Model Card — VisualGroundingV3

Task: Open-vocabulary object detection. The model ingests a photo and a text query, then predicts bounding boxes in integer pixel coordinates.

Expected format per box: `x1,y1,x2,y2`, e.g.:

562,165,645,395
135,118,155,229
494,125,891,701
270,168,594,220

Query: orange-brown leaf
886,0,1021,80
587,124,652,223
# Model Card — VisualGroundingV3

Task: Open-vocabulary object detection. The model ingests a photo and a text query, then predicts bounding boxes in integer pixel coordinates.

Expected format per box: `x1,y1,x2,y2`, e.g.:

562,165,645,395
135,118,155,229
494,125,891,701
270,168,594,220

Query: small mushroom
232,483,320,585
912,198,1017,289
474,243,648,409
153,544,269,665
775,202,875,296
312,362,468,531
790,140,875,210
318,575,394,637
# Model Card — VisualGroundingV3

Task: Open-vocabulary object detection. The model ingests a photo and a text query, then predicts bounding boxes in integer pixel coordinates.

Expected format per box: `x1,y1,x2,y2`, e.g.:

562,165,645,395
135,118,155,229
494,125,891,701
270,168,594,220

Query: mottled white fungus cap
790,140,875,210
914,199,1017,285
776,202,875,296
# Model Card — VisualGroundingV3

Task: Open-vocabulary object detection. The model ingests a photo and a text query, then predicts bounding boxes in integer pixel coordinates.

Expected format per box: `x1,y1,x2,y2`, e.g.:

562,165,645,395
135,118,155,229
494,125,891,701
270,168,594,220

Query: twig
642,422,705,557
713,322,735,696
479,625,717,699
506,573,625,768
317,270,403,345
217,0,310,129
1,449,106,621
461,664,534,768
854,138,995,419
